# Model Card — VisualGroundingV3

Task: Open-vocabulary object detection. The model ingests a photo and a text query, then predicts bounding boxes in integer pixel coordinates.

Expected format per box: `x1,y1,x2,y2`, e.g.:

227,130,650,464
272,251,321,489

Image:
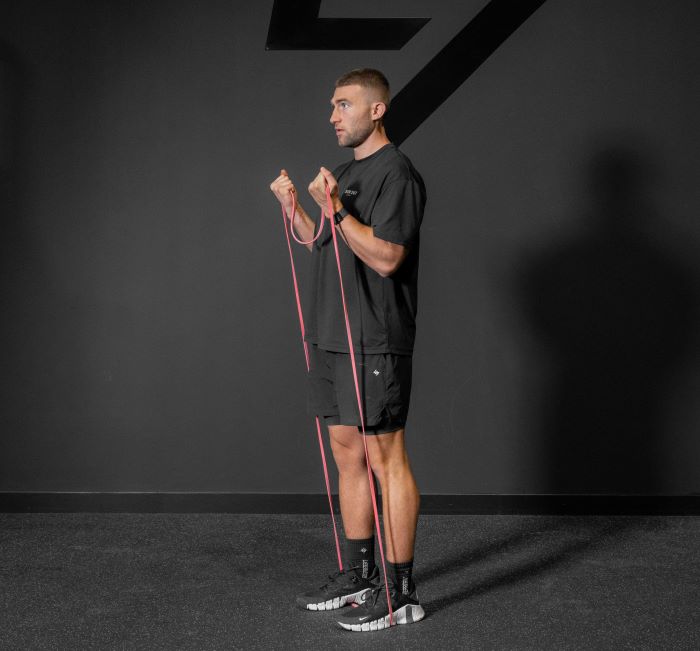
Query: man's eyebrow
330,97,351,106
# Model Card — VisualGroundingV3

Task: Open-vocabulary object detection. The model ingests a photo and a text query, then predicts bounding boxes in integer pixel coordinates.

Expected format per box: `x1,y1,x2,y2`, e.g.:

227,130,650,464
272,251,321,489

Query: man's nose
330,108,339,124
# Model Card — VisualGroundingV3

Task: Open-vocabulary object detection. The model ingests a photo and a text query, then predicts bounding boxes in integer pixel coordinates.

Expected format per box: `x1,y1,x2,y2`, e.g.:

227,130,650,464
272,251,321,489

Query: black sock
344,537,375,579
387,559,414,595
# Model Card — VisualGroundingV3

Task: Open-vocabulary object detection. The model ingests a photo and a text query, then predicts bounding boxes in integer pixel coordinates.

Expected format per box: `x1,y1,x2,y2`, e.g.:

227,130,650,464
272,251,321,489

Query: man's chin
338,136,360,149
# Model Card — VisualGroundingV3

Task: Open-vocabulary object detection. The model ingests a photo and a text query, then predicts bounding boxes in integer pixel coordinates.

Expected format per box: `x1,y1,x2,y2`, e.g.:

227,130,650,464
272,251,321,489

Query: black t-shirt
304,143,426,355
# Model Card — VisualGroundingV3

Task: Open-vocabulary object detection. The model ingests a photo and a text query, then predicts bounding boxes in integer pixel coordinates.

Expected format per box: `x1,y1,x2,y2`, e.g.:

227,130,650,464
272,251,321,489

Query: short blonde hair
335,68,390,109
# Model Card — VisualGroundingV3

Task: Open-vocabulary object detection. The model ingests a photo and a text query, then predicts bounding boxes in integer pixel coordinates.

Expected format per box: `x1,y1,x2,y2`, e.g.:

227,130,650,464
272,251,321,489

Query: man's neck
353,128,391,160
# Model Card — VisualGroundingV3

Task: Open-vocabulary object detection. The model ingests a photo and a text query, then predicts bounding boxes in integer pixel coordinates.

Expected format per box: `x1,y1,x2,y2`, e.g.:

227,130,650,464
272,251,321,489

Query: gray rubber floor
1,513,699,650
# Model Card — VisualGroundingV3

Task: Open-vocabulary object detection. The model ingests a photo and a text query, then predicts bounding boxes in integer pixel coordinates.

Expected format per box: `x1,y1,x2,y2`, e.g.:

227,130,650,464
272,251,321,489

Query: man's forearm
290,204,317,252
335,214,404,278
305,167,409,274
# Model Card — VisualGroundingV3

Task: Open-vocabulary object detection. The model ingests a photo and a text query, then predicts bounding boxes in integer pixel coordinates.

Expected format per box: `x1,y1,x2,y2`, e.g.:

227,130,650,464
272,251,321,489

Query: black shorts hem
323,414,406,436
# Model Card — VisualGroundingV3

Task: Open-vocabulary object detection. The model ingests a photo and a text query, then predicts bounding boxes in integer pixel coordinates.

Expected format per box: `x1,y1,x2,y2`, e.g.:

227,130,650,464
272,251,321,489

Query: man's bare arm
289,203,318,253
307,167,408,275
333,208,408,277
269,169,317,253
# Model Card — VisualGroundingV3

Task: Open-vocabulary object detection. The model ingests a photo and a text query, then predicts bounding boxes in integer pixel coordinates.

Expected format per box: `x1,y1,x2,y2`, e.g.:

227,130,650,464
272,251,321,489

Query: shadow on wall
0,41,53,470
518,138,698,494
0,40,41,306
0,40,29,351
0,40,23,252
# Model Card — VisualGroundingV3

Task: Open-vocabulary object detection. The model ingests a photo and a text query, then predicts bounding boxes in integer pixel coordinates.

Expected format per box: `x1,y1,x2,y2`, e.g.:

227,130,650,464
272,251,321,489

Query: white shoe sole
304,587,372,611
337,603,426,631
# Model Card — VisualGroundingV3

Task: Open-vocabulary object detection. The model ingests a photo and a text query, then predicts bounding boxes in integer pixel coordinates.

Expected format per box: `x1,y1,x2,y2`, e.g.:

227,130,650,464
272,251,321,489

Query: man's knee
329,425,367,471
367,429,408,481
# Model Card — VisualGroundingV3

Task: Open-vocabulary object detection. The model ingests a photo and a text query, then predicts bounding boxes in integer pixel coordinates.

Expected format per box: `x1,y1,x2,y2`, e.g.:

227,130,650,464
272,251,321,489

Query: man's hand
269,169,297,217
308,167,342,214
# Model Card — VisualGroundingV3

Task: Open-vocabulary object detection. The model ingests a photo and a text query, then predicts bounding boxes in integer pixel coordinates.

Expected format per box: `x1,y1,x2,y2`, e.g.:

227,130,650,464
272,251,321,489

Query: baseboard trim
0,492,698,514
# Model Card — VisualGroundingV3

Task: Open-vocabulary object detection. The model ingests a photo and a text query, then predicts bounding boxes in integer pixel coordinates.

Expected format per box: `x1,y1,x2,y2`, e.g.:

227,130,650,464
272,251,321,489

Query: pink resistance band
280,184,394,626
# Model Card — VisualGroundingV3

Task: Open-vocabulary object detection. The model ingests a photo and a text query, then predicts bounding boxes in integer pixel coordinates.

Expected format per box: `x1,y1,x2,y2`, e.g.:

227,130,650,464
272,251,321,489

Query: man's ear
372,102,387,120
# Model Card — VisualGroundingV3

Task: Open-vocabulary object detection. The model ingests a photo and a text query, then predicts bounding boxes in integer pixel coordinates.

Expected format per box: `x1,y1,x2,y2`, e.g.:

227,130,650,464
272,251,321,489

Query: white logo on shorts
373,369,380,376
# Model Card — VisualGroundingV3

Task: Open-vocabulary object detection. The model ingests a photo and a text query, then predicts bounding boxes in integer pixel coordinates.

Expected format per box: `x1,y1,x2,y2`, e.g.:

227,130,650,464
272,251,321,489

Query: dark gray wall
1,0,699,494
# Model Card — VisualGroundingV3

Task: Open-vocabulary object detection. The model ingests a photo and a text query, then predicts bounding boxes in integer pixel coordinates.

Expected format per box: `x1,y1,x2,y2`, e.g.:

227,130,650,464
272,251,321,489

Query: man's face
329,84,376,148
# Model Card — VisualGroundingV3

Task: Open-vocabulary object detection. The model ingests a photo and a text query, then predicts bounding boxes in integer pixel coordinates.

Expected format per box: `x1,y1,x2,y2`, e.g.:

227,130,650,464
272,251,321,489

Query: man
269,68,426,632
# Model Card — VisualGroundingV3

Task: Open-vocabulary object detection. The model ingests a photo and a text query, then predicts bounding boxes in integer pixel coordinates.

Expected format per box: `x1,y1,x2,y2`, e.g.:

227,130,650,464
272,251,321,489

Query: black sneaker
336,583,425,632
296,565,380,611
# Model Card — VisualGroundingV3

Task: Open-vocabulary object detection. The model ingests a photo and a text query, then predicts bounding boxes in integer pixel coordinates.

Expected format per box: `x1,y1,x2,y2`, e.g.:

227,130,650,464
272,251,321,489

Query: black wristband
333,207,349,225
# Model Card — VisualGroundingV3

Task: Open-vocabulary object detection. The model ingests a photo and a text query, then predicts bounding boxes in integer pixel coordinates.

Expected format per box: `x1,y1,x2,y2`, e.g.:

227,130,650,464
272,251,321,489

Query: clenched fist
269,169,297,217
308,167,340,214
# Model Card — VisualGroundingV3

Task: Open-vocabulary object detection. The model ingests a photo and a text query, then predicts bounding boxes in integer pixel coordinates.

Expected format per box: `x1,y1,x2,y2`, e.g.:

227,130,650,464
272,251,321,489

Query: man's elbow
374,242,408,278
378,257,403,278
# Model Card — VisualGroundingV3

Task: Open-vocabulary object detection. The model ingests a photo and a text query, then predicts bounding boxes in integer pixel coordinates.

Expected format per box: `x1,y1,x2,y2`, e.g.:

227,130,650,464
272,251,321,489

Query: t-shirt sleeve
370,179,424,247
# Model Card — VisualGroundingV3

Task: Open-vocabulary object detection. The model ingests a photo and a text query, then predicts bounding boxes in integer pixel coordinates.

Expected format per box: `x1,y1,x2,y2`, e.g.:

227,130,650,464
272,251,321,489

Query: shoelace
319,566,361,592
358,583,398,612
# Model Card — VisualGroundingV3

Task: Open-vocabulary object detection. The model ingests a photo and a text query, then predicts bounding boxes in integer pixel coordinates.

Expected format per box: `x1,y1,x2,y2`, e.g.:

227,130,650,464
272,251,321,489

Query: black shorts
306,343,413,435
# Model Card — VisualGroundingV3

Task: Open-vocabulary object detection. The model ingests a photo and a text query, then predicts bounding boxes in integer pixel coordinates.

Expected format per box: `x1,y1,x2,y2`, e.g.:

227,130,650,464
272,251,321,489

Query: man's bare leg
295,424,378,612
365,429,420,563
329,424,419,562
326,424,425,630
328,424,373,539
